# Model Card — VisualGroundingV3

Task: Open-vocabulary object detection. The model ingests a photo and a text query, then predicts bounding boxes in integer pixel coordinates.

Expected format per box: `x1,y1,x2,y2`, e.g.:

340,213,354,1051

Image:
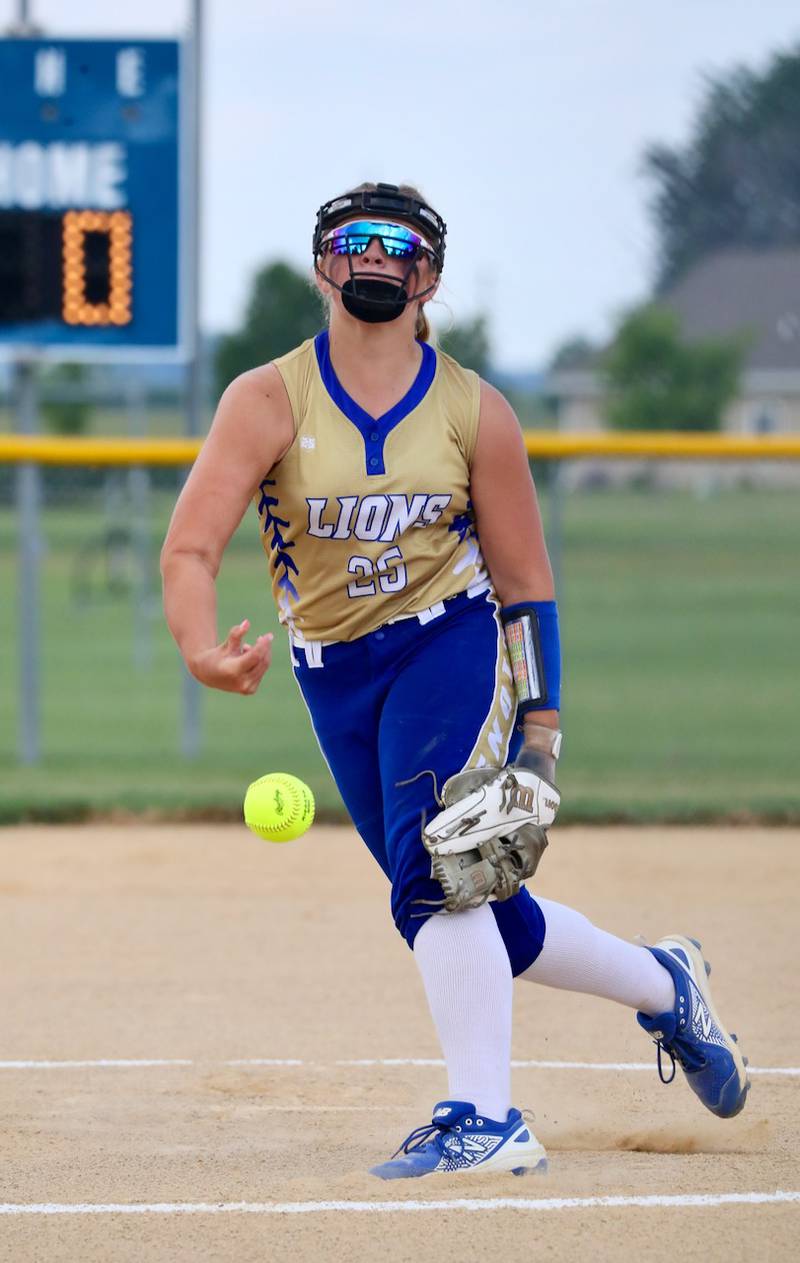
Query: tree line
554,44,800,430
216,46,800,431
34,43,800,434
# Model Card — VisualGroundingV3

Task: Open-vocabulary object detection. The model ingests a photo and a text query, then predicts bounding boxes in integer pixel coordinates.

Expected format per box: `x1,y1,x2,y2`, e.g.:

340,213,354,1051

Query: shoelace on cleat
653,1034,707,1084
391,1121,447,1159
390,1114,491,1159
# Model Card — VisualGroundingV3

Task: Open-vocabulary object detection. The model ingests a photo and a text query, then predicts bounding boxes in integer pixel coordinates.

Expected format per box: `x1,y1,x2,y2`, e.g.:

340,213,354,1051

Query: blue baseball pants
292,588,545,975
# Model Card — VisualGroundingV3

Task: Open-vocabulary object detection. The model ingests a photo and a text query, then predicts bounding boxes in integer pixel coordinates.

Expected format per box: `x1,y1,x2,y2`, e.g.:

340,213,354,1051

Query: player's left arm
470,380,561,751
418,383,561,902
470,380,554,609
419,382,562,902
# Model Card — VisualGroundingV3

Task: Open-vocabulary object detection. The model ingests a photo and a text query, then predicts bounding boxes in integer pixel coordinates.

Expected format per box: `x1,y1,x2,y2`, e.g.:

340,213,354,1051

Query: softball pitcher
161,182,749,1180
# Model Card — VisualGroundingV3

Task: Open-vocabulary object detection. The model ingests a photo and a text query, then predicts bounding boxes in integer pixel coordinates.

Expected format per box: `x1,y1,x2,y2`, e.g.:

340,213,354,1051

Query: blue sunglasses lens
327,220,423,259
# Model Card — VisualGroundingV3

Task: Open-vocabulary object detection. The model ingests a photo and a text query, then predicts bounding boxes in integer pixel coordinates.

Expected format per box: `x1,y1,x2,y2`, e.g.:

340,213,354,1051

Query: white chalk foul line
232,1105,406,1112
0,1059,196,1070
337,1059,800,1075
0,1059,299,1069
0,1058,796,1076
225,1058,304,1066
1,1191,798,1216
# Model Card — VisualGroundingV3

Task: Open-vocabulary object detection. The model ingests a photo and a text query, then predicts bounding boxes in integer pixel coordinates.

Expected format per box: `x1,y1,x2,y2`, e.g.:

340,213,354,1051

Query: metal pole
16,360,42,764
546,397,565,601
127,375,152,671
548,458,564,600
185,0,204,439
181,0,204,757
7,7,44,764
8,0,40,36
11,0,26,29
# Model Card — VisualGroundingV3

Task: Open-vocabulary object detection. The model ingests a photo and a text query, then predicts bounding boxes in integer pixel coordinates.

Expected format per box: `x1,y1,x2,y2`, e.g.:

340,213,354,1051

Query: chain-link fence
1,432,799,823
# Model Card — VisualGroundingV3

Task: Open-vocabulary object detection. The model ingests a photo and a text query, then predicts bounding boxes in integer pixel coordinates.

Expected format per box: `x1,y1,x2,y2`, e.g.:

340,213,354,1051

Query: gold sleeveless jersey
256,331,490,642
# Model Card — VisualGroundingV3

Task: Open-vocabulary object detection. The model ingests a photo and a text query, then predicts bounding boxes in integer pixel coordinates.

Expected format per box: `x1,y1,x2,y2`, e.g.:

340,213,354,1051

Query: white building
546,248,800,486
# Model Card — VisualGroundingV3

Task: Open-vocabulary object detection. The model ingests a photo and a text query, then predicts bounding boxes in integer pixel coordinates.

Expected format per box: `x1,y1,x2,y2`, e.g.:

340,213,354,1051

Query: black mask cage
313,182,447,273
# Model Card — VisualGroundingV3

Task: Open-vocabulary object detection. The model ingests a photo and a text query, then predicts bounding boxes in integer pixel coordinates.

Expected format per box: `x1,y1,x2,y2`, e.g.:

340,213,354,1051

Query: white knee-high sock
414,905,512,1121
521,897,676,1016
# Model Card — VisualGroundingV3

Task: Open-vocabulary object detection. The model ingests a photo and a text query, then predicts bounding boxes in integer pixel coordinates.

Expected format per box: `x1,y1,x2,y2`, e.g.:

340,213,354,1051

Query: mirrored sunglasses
323,219,433,260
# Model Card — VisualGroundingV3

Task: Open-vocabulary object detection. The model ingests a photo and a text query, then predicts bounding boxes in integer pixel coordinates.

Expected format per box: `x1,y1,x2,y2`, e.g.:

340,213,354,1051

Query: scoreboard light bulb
60,208,134,328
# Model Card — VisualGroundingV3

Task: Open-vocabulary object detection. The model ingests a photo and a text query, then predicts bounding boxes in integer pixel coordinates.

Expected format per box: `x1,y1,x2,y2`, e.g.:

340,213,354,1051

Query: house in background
548,248,800,436
546,248,800,487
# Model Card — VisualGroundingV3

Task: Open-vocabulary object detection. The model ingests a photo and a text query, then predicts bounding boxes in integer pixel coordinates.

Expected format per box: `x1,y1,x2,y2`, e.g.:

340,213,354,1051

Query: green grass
1,481,798,822
556,486,799,818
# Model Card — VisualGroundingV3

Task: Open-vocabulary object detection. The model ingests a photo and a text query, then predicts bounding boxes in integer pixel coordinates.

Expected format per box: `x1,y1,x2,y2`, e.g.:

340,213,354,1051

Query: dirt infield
0,822,797,1262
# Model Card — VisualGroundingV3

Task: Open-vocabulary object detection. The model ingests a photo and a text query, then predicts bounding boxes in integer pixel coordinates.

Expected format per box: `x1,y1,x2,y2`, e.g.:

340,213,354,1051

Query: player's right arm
160,364,295,695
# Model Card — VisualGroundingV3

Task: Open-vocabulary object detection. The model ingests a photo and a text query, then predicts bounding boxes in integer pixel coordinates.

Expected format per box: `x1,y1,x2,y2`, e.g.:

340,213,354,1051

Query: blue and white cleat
637,934,750,1119
370,1100,547,1180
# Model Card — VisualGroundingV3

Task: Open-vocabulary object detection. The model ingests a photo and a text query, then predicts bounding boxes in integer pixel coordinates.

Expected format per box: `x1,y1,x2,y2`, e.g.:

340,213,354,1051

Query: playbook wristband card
501,601,561,714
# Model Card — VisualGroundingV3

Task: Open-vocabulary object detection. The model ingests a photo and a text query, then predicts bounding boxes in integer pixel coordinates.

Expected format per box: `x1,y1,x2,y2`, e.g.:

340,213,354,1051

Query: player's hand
190,619,273,695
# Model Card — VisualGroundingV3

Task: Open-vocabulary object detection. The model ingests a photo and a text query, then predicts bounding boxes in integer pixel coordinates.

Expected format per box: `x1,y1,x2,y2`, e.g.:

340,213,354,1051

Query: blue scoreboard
0,38,182,356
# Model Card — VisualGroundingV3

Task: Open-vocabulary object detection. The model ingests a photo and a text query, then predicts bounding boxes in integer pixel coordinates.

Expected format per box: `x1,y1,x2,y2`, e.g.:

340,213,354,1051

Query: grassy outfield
0,479,798,823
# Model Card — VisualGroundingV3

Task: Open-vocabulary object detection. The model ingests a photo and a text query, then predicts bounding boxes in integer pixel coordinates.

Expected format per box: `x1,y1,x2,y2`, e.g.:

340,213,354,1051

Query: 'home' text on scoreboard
0,38,182,355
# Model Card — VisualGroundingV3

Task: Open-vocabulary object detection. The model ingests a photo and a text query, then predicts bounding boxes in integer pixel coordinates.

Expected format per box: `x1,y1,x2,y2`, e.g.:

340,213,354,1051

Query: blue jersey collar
313,329,437,476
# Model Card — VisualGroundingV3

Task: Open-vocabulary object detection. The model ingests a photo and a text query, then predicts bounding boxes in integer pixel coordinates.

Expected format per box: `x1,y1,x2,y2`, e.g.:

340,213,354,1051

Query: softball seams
271,774,312,826
246,774,314,839
272,775,303,825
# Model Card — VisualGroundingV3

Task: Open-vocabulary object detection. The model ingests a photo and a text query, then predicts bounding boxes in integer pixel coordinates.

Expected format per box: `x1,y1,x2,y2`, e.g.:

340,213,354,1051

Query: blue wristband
501,600,561,713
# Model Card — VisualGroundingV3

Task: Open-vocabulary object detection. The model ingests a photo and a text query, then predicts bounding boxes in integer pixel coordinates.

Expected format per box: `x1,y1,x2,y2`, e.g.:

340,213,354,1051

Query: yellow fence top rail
523,432,800,459
0,435,202,466
1,431,800,465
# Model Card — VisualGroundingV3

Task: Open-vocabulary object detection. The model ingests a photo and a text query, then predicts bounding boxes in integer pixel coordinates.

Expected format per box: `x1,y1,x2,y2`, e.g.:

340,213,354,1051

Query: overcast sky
4,0,800,370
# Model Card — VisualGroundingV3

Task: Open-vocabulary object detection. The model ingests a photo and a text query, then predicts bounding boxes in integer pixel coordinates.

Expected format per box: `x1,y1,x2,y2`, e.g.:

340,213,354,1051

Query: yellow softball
243,773,315,842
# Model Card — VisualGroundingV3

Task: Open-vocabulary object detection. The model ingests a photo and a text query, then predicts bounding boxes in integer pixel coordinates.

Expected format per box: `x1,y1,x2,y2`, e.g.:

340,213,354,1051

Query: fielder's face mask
313,183,447,324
